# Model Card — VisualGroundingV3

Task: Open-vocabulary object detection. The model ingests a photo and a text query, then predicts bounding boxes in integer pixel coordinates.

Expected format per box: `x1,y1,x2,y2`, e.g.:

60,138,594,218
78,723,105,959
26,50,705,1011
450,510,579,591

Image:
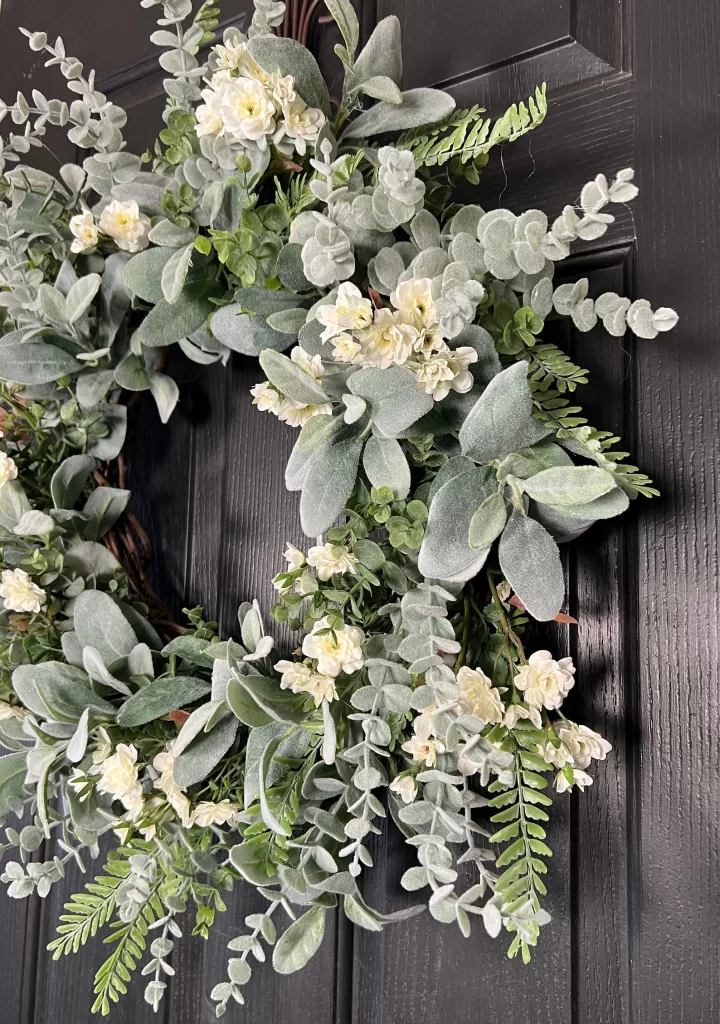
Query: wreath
0,0,678,1017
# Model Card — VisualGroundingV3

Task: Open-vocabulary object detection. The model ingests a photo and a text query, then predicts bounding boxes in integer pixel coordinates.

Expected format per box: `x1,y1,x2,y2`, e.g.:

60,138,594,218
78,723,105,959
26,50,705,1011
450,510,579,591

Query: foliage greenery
0,0,676,1016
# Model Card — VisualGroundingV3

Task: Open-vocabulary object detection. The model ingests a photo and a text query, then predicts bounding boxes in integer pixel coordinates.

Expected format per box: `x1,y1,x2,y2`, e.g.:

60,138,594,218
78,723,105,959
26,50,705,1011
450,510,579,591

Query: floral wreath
0,0,677,1017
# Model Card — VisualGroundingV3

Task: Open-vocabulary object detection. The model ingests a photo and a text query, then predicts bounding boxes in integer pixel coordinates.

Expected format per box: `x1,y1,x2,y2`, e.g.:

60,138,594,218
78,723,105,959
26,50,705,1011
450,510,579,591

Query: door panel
0,1,718,1022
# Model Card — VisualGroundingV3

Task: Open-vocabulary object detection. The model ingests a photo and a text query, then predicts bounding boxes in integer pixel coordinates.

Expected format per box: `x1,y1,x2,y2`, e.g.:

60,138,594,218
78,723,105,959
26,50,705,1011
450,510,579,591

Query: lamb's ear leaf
468,491,508,550
418,466,494,582
172,713,238,788
50,454,96,510
362,436,411,499
272,906,327,974
259,349,329,405
348,365,433,438
248,36,331,115
300,438,363,536
324,0,360,56
352,15,402,86
342,88,455,139
73,590,138,663
459,361,548,463
520,465,618,507
0,336,81,385
498,509,564,621
211,304,292,355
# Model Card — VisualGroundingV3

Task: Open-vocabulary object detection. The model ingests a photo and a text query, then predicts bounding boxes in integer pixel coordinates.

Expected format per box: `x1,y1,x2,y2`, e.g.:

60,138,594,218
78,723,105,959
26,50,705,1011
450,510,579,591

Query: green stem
454,595,471,670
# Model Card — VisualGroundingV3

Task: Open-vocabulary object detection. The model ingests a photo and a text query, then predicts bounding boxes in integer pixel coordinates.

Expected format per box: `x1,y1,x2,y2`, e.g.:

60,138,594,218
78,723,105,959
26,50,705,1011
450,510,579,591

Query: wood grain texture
633,0,720,1019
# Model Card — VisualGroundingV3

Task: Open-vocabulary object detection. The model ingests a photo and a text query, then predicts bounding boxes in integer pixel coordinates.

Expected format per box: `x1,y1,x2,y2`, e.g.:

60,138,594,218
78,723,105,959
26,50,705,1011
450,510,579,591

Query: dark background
0,1,718,1021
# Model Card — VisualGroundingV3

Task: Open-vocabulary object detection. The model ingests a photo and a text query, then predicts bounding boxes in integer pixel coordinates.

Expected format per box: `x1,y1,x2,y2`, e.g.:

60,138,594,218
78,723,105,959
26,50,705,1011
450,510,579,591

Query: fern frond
91,885,164,1017
396,85,547,168
47,868,129,959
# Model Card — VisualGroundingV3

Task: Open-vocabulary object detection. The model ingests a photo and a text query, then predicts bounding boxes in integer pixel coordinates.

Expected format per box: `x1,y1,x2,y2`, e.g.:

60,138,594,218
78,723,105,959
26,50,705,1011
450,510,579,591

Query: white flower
0,451,18,488
0,700,26,721
277,398,333,428
218,76,277,149
555,723,612,770
304,673,338,705
0,568,45,614
93,743,144,821
413,703,438,741
414,351,455,398
69,210,99,253
456,666,504,724
503,702,542,730
316,283,373,341
290,345,324,379
92,727,113,765
390,775,417,804
307,543,358,581
153,742,192,828
250,381,282,413
283,544,306,570
401,733,445,767
537,738,573,770
446,346,478,394
362,308,418,368
276,659,313,692
514,650,575,710
213,37,250,71
302,617,365,677
195,82,226,137
278,97,325,155
99,200,150,253
332,332,362,363
272,74,297,105
192,799,237,828
555,768,593,793
390,278,437,330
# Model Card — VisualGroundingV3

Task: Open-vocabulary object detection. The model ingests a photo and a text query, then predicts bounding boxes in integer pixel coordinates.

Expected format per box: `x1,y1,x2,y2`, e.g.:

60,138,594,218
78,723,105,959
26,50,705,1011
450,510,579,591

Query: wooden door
0,1,718,1022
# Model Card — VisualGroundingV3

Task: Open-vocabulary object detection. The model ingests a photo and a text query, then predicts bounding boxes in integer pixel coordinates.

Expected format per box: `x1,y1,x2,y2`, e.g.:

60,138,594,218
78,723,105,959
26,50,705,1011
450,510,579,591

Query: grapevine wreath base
0,0,677,1017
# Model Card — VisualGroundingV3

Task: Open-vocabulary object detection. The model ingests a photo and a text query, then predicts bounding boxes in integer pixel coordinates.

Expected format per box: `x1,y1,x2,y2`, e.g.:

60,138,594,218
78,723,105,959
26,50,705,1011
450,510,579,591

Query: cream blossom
283,544,306,570
195,82,225,137
69,210,99,253
362,308,418,368
217,76,277,149
272,74,296,105
0,451,18,488
331,331,362,363
555,723,612,769
514,650,575,710
276,659,313,692
302,617,365,677
537,738,573,770
414,350,455,397
316,283,373,341
250,382,282,412
503,702,542,730
445,347,479,394
390,277,437,330
555,768,593,793
304,673,338,706
277,398,333,428
99,200,150,253
278,97,325,156
192,799,237,828
0,568,45,614
93,743,144,821
0,699,26,721
401,733,445,767
390,775,417,804
307,543,358,581
456,666,504,724
92,727,113,765
213,37,250,71
152,743,193,828
290,345,324,379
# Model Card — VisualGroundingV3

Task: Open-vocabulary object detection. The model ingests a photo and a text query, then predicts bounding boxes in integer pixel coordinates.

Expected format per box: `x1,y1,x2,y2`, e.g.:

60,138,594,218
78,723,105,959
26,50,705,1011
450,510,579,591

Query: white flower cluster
275,616,365,706
317,281,479,401
538,722,612,792
272,541,358,593
195,34,325,155
73,738,238,830
69,200,150,254
251,346,332,427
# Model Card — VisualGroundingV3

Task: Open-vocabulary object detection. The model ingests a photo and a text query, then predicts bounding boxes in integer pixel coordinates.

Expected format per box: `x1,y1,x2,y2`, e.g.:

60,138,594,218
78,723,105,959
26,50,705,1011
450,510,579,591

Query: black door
0,1,717,1022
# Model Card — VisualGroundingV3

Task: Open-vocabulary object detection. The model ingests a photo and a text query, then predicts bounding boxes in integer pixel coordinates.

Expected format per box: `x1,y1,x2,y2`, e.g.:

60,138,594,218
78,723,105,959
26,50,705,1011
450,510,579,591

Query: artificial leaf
498,509,564,621
300,438,363,536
